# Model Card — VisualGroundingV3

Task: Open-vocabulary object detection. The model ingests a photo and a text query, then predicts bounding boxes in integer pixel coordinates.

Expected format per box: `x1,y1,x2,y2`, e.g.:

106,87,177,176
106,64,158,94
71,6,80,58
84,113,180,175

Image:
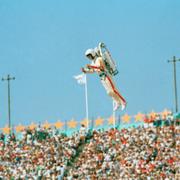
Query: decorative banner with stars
1,125,10,134
28,122,37,130
134,112,145,122
108,116,114,125
95,117,104,127
54,121,64,129
0,109,174,134
149,111,157,119
43,121,51,129
121,114,131,123
161,109,172,119
67,119,78,129
15,124,25,132
81,118,89,127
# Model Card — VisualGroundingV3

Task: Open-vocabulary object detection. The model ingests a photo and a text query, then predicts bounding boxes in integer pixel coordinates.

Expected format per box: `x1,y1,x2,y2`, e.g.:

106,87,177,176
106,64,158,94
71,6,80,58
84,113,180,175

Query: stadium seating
0,116,179,179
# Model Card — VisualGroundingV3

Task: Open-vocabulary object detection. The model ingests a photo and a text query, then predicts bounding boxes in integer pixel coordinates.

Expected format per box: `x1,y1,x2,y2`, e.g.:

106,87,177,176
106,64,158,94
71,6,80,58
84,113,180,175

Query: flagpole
85,74,89,130
113,101,116,129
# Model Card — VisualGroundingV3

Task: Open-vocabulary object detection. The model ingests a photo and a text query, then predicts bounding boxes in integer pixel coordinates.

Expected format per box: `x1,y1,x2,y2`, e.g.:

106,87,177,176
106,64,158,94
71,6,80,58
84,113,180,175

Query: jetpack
96,42,119,76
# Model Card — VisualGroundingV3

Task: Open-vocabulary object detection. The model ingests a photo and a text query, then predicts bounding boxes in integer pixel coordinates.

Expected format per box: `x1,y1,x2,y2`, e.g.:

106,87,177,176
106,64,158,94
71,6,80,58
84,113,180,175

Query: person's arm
81,65,95,73
82,57,105,73
86,64,103,71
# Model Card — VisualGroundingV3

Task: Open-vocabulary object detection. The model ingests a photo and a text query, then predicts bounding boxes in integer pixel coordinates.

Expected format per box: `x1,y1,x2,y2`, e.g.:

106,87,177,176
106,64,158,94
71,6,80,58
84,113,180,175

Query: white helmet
85,49,95,60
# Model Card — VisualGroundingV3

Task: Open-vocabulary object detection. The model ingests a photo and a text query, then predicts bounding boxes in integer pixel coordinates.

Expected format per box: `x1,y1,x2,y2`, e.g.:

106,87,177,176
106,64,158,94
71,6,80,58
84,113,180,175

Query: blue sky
0,0,180,127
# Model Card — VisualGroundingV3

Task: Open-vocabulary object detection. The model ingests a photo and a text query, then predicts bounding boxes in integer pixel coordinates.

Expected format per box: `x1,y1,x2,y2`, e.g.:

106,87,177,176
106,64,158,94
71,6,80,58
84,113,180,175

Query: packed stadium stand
0,113,179,179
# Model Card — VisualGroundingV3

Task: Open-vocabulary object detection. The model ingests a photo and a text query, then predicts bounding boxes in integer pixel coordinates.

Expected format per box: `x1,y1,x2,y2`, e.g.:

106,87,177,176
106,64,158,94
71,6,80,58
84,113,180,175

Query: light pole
2,74,15,135
168,56,180,113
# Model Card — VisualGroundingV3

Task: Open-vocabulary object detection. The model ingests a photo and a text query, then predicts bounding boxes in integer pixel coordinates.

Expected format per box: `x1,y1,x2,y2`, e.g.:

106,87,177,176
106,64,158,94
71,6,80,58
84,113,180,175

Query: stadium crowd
65,125,179,179
0,126,85,179
0,115,179,179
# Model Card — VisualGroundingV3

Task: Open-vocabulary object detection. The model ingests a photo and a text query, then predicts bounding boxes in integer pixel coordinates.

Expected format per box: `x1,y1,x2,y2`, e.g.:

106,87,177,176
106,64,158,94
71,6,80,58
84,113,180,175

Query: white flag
73,73,86,85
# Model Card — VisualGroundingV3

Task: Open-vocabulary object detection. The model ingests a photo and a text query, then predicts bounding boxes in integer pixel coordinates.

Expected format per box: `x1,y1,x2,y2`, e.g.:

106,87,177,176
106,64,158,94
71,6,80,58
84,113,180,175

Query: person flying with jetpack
82,42,126,111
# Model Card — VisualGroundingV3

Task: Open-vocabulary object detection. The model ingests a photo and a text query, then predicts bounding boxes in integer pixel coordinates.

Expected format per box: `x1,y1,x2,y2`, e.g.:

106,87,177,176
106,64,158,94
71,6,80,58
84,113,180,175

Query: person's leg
101,76,126,111
105,75,126,104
